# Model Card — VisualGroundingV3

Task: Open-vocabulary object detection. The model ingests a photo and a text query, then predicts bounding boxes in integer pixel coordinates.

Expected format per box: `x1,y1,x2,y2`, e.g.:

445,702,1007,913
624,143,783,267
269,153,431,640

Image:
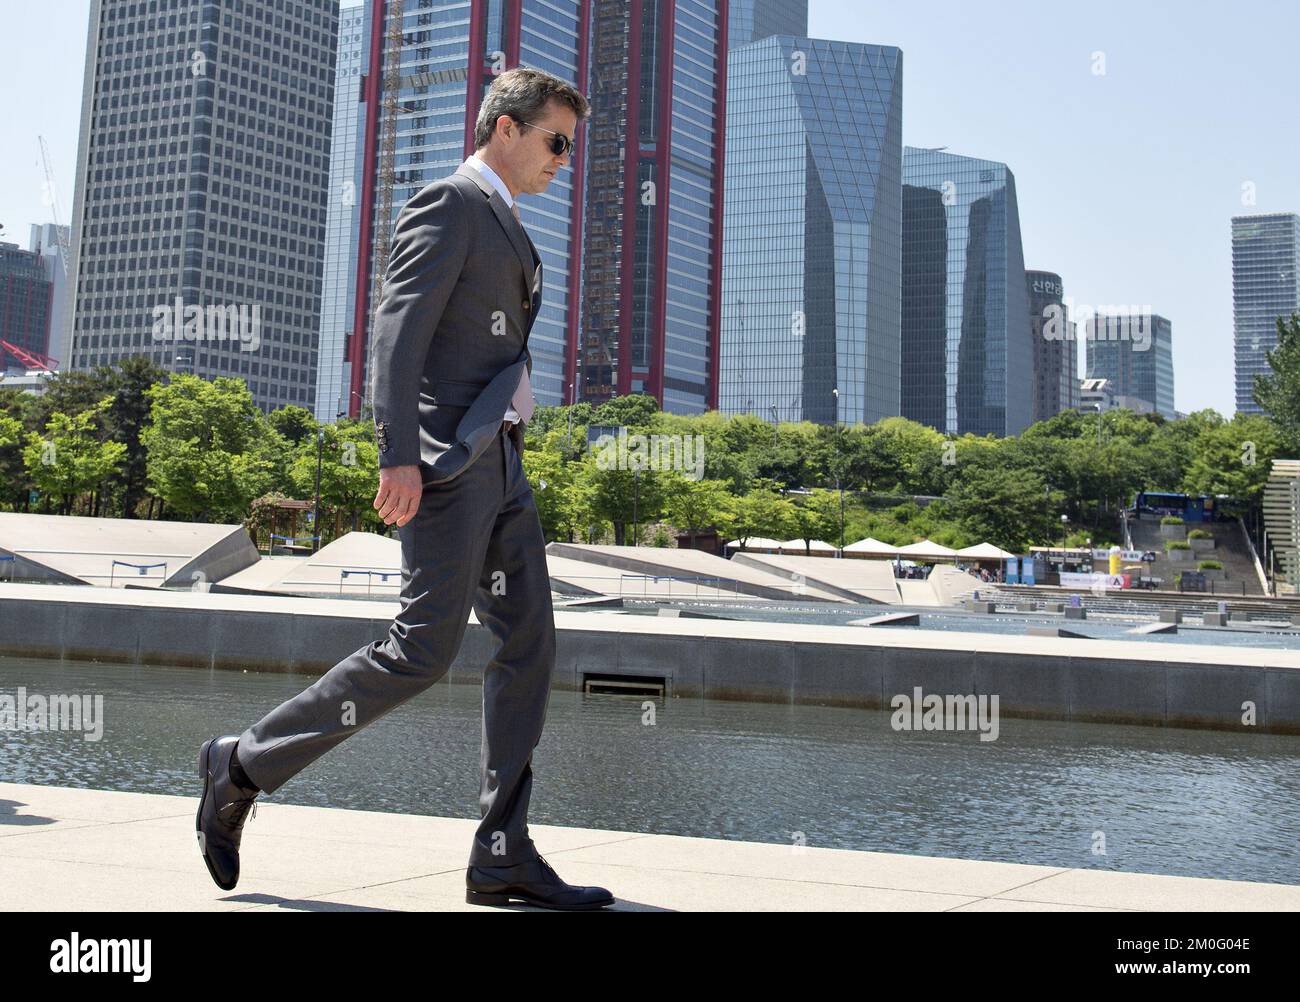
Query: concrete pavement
2,782,1297,912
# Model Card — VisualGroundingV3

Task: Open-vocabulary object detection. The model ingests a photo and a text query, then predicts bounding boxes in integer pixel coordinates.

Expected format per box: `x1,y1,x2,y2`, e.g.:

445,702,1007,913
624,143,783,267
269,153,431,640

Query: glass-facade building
66,0,338,413
1026,269,1077,423
316,0,366,422
345,0,589,417
727,0,806,48
901,148,1033,438
1233,213,1300,415
0,243,54,365
721,36,903,426
580,0,728,414
1085,312,1175,419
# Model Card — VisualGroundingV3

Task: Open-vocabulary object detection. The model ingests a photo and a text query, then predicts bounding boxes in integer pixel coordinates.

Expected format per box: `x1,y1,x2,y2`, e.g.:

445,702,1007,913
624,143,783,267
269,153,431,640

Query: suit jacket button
522,300,530,310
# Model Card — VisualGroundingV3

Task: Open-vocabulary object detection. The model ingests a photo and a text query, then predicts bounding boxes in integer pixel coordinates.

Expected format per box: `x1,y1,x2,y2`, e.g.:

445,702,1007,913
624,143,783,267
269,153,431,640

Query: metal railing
108,560,168,588
338,569,401,596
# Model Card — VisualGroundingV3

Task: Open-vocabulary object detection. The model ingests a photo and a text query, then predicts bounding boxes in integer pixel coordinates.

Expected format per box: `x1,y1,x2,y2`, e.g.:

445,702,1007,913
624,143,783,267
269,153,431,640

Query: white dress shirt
465,154,523,426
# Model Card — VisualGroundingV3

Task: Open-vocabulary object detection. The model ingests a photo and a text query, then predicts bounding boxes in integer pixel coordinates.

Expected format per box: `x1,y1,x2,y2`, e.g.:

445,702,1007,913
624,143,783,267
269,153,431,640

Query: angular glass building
1026,270,1077,423
1233,213,1300,415
721,37,903,426
901,148,1033,438
316,1,367,422
1085,312,1175,419
727,0,807,49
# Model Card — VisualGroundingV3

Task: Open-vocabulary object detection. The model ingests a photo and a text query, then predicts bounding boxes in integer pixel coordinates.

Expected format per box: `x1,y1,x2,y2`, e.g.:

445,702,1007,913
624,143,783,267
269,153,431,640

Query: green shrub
1165,540,1191,551
1188,528,1213,539
1197,560,1223,571
1160,515,1185,525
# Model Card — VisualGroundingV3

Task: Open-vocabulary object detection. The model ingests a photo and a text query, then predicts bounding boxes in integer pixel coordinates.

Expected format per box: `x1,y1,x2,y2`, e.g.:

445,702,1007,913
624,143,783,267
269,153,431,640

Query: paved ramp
0,512,257,589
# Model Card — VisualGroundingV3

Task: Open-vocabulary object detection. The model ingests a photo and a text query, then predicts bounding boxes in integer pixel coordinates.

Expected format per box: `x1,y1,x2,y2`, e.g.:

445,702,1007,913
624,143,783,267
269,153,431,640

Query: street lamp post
832,387,845,557
312,428,325,554
1060,513,1069,579
632,469,640,547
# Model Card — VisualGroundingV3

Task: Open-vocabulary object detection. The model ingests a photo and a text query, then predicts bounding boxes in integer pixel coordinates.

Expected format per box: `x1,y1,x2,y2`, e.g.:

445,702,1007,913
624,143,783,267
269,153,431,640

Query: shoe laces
221,795,257,827
535,853,560,882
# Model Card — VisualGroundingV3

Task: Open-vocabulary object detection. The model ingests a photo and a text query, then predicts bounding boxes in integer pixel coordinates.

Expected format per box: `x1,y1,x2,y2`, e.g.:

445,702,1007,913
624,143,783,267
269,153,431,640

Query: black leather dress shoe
466,854,614,910
196,736,259,891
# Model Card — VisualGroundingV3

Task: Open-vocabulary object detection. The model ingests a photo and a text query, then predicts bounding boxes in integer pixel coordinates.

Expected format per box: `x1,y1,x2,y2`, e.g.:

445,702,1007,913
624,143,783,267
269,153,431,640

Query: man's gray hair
474,67,590,151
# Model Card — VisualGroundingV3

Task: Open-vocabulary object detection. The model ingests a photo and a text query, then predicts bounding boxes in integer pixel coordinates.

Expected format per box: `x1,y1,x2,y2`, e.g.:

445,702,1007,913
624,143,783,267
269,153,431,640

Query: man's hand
374,464,423,527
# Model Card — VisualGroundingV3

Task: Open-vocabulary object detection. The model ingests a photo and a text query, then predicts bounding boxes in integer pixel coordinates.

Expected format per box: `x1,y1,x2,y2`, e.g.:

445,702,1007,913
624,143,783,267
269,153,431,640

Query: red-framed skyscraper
344,0,728,418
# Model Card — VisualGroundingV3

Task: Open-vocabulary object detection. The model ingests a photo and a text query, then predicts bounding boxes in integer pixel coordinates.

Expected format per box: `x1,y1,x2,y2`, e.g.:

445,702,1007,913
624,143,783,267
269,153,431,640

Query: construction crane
37,136,71,279
1,339,58,373
367,0,405,366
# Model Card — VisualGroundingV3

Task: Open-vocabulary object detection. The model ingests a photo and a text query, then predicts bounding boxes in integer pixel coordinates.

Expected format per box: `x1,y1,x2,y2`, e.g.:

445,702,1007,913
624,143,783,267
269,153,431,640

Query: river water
1,656,1297,885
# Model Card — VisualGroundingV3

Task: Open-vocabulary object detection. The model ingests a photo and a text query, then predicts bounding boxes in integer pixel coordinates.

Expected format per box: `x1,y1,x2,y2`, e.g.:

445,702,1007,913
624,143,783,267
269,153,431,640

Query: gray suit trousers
236,424,555,867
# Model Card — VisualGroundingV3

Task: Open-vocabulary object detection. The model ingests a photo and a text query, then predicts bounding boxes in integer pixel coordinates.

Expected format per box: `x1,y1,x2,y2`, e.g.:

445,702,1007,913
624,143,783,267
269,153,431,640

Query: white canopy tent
780,538,839,554
842,537,900,558
896,539,959,562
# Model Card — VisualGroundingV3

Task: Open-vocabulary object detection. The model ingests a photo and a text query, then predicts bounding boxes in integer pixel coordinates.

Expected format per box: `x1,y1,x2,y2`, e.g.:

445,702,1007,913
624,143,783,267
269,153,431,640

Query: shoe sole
465,888,614,911
196,737,238,891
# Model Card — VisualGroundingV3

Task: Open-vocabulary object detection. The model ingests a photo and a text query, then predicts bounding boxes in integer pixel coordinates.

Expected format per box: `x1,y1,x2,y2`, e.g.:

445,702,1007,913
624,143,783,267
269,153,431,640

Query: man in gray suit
196,68,613,911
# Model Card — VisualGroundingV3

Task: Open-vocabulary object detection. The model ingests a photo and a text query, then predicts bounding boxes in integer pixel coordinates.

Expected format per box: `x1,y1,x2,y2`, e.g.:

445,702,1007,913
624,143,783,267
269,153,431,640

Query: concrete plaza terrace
2,783,1297,911
2,584,1300,733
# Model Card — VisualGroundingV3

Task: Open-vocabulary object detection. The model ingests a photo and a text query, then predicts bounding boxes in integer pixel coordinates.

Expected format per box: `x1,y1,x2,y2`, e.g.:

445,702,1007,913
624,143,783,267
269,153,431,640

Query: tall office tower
344,0,590,418
1233,213,1300,415
28,224,72,367
727,0,806,48
721,37,903,426
316,1,367,422
1026,270,1077,422
901,148,1033,438
64,0,338,413
0,243,54,365
1085,312,1175,419
578,0,729,414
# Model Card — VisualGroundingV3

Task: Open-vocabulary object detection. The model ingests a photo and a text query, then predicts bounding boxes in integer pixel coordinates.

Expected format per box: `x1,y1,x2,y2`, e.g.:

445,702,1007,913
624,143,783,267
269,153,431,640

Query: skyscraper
316,1,367,422
727,0,807,48
0,243,53,365
1085,312,1175,419
1233,213,1300,415
579,0,729,414
721,36,903,426
345,0,590,418
28,224,71,367
902,148,1033,438
1026,270,1077,422
65,0,338,412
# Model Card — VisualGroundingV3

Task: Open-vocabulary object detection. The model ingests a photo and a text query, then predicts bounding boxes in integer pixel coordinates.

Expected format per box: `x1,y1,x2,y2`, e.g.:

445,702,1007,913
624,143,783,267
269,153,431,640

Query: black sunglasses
517,119,575,158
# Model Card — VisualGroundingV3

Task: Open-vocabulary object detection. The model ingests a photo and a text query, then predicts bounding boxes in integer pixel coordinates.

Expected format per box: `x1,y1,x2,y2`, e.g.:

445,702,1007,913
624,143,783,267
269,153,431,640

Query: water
598,599,1300,649
1,656,1297,885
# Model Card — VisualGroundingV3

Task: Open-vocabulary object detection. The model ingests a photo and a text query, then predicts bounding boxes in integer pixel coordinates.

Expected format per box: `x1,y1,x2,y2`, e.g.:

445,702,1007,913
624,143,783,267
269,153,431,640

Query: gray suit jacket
370,161,543,484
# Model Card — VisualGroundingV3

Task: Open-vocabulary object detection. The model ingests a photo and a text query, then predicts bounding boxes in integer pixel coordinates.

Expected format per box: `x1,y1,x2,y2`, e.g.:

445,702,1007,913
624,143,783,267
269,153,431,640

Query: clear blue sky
3,0,1295,417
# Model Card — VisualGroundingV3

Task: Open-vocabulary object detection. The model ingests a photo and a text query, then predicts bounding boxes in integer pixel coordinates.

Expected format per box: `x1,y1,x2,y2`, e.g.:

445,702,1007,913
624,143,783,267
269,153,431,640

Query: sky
2,0,1297,418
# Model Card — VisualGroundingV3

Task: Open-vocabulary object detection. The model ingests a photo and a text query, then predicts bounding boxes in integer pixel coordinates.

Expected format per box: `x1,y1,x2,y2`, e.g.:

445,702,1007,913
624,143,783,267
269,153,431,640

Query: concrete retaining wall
1,584,1298,735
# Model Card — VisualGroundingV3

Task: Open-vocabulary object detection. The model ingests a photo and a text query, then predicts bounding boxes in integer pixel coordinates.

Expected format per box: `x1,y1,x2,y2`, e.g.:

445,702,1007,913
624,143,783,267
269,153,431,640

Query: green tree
1182,414,1280,502
728,479,800,545
660,473,735,549
939,464,1063,552
22,400,127,515
142,374,287,521
1253,312,1300,451
287,422,382,537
